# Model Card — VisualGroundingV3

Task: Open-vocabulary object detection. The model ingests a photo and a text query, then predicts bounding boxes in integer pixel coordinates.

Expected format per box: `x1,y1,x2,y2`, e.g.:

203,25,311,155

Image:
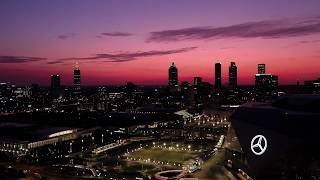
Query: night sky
1,0,320,86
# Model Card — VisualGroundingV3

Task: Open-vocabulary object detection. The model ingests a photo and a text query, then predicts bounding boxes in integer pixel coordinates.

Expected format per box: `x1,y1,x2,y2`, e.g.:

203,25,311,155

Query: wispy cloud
57,33,76,40
0,56,46,63
48,47,197,64
46,61,63,65
147,16,320,42
298,39,320,44
219,46,234,50
101,32,133,37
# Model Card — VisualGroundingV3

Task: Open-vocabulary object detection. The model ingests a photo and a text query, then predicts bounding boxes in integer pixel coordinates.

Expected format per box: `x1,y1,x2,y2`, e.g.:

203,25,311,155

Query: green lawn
120,162,156,172
128,148,199,164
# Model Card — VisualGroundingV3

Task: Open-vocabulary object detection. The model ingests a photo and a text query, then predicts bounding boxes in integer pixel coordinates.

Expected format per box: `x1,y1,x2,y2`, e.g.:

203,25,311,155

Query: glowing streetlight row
126,156,182,167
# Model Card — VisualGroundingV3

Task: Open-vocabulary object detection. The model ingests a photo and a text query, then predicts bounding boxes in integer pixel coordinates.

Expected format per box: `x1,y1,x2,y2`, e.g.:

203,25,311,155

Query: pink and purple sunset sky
1,0,320,86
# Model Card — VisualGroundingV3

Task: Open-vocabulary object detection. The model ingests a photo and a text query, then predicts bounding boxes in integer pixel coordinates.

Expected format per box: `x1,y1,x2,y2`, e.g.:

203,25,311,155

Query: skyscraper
193,76,202,97
193,76,202,87
258,64,266,74
255,64,279,101
73,62,81,93
51,74,60,89
51,74,62,98
168,62,178,87
215,63,222,89
229,62,237,89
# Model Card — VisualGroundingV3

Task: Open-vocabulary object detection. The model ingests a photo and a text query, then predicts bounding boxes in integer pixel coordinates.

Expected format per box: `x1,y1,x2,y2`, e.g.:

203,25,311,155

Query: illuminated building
231,95,320,179
258,64,266,74
73,62,81,93
0,123,97,157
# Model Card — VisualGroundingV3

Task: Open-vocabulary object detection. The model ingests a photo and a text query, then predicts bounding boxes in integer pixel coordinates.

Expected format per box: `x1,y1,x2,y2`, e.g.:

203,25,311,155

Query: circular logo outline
250,135,267,155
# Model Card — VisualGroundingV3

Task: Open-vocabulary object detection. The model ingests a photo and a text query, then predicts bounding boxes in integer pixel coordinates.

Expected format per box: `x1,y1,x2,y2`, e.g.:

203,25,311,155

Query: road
193,148,236,180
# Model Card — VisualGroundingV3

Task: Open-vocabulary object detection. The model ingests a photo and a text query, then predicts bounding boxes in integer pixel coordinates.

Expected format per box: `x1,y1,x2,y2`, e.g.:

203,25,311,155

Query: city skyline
1,0,320,85
0,60,318,87
1,2,320,179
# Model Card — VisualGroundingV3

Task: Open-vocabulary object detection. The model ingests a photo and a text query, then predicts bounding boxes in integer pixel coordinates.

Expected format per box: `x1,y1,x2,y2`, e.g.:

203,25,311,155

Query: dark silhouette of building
31,83,39,97
168,62,178,87
193,76,202,97
181,81,194,107
271,75,278,88
201,82,213,95
51,74,62,98
255,74,278,92
0,82,11,97
258,64,266,74
193,76,202,87
215,62,222,90
73,62,81,93
193,76,203,106
229,62,237,89
51,75,60,89
181,81,191,91
255,64,278,101
125,82,137,94
304,78,320,94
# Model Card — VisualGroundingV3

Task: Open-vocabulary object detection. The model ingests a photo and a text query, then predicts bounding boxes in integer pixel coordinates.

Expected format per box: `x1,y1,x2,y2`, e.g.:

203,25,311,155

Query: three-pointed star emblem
251,135,267,155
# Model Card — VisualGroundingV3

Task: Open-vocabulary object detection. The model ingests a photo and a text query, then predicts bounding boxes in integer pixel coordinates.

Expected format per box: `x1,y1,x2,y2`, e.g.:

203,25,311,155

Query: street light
69,142,73,153
81,139,83,151
101,134,104,144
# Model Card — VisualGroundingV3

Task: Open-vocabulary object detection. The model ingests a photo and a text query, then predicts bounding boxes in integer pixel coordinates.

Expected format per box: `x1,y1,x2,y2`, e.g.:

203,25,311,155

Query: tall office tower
258,64,266,74
215,63,222,89
193,76,202,97
51,74,61,89
255,63,279,101
194,76,202,86
51,74,61,98
73,62,81,93
168,62,178,87
229,62,237,89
